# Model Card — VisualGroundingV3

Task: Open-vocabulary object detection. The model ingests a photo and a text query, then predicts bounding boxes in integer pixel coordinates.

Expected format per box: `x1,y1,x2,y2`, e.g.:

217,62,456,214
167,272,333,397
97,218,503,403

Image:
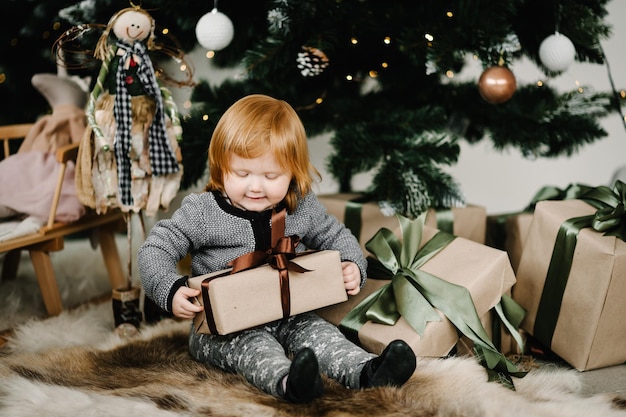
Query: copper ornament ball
478,66,517,104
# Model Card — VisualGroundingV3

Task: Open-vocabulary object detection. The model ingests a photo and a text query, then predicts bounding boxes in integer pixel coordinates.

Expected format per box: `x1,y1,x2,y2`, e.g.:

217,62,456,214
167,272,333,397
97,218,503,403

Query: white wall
177,0,626,214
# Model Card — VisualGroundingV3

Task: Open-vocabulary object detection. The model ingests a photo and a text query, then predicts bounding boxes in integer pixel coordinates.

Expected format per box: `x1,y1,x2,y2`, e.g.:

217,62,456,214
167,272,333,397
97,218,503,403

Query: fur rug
1,301,626,417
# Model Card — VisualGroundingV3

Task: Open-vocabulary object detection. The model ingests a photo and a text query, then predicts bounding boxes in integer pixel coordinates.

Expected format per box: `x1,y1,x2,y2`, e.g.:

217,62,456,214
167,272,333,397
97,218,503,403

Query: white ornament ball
539,32,576,72
195,8,234,51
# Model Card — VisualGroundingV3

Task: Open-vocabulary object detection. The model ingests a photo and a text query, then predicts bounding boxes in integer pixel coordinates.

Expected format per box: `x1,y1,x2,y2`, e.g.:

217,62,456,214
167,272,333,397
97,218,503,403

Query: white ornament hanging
539,32,576,72
195,7,234,51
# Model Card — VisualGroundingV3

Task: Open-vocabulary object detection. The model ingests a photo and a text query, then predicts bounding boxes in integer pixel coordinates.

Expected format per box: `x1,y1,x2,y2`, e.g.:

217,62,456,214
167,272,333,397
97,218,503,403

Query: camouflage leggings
188,312,375,396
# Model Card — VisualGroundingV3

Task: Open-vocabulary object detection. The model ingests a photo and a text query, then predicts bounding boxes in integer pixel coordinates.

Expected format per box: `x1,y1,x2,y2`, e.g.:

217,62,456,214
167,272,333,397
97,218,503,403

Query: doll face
112,10,152,44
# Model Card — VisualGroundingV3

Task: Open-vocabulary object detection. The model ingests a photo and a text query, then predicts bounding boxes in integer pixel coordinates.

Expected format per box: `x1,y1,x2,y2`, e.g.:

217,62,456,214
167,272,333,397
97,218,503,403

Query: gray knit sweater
138,190,367,312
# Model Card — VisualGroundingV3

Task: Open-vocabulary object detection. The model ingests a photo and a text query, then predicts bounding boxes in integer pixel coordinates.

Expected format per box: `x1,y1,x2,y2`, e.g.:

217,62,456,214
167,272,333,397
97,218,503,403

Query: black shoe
283,348,324,403
360,340,416,388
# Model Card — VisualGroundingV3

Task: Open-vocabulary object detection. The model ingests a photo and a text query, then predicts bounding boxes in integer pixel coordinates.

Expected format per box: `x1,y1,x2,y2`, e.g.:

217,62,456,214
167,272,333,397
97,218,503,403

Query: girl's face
223,152,292,212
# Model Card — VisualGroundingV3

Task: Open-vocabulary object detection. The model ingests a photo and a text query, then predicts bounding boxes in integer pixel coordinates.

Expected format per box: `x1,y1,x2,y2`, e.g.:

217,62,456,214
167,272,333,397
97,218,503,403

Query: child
138,94,416,403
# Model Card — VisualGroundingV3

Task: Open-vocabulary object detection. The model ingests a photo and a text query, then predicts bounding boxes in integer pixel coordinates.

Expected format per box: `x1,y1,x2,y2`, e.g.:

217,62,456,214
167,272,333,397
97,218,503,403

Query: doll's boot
282,347,324,403
360,339,416,388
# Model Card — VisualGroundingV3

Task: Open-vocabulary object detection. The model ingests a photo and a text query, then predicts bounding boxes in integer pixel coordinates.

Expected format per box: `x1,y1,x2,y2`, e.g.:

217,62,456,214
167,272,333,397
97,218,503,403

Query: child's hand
171,286,204,319
341,261,361,296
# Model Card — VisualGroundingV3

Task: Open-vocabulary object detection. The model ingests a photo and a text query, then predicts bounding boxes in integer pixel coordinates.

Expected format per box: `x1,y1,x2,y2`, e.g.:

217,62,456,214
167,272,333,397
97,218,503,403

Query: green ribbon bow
534,180,626,346
339,213,526,389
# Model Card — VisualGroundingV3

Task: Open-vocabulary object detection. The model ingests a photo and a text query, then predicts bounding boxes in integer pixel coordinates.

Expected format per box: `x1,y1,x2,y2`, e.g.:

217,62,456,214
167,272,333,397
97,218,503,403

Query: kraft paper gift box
188,250,348,335
486,183,593,273
318,194,487,256
316,223,517,357
514,199,626,371
486,213,533,273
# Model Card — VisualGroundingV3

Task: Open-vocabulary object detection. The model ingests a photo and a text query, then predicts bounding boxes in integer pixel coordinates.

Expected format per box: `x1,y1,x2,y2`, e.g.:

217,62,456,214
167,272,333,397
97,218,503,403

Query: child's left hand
341,261,361,295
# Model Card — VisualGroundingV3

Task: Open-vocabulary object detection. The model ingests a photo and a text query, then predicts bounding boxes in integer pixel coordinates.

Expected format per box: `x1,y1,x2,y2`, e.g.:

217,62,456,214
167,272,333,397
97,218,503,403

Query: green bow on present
339,213,526,389
535,180,626,345
581,180,626,240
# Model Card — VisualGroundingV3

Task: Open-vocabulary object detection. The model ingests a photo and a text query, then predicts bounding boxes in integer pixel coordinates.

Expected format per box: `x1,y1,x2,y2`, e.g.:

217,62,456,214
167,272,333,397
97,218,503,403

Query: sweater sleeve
292,193,368,287
138,193,209,311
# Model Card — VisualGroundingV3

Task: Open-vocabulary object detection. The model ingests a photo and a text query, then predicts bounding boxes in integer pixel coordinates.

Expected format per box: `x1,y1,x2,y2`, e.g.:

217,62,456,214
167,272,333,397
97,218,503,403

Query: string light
350,37,358,45
383,36,391,45
369,70,378,78
205,50,215,59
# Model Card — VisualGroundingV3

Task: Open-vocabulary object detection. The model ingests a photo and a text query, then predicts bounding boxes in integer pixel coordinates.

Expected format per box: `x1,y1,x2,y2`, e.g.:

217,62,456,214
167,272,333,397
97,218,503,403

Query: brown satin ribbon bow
227,233,311,321
200,208,312,334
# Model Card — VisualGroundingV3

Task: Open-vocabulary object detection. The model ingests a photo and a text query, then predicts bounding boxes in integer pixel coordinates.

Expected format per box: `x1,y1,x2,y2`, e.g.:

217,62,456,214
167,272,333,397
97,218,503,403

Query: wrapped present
486,184,593,272
486,213,533,273
317,213,524,386
514,182,626,370
189,249,348,335
188,208,347,335
317,194,487,257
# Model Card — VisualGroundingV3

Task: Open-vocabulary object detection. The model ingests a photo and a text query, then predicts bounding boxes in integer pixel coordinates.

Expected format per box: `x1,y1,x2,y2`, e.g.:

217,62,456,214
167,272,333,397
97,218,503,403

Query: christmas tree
2,0,621,217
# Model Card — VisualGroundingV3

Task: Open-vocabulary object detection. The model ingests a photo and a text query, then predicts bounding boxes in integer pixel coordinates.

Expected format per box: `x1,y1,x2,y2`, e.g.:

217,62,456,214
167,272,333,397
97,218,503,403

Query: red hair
206,94,320,212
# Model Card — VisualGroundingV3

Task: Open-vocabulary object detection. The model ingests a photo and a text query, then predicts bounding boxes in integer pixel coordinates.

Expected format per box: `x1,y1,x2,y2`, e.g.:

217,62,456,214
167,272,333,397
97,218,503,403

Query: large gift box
189,250,348,335
318,194,487,257
514,196,626,370
486,184,593,273
486,213,533,273
316,219,517,358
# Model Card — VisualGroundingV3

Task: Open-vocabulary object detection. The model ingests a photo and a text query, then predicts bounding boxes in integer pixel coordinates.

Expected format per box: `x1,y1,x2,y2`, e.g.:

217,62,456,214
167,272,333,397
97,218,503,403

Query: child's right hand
171,286,204,320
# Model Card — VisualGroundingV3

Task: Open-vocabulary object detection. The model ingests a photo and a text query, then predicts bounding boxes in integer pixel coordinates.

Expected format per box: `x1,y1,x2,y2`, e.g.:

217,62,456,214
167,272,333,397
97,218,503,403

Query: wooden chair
0,123,127,316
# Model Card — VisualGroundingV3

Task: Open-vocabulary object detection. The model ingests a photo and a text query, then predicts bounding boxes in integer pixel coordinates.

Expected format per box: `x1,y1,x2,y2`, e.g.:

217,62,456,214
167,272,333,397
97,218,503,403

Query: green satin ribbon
340,213,526,389
344,201,364,242
533,180,626,347
524,183,593,212
342,197,456,243
580,180,626,240
493,294,527,354
489,183,593,250
435,209,454,234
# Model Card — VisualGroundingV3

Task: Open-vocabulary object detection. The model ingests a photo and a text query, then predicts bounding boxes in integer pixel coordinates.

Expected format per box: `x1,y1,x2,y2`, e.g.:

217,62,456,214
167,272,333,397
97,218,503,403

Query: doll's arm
160,86,183,142
86,45,117,142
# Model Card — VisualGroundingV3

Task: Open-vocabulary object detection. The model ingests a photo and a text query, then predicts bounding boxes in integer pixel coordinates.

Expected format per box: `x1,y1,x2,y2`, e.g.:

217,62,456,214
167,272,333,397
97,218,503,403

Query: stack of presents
190,180,626,383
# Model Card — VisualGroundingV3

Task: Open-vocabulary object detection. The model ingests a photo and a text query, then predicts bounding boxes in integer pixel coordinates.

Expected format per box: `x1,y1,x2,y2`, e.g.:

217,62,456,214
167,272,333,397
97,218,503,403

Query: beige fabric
75,93,182,217
18,104,86,154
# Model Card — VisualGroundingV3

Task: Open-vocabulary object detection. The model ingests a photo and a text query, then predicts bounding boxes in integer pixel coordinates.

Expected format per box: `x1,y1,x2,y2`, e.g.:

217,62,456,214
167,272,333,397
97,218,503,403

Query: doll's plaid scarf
113,41,179,206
